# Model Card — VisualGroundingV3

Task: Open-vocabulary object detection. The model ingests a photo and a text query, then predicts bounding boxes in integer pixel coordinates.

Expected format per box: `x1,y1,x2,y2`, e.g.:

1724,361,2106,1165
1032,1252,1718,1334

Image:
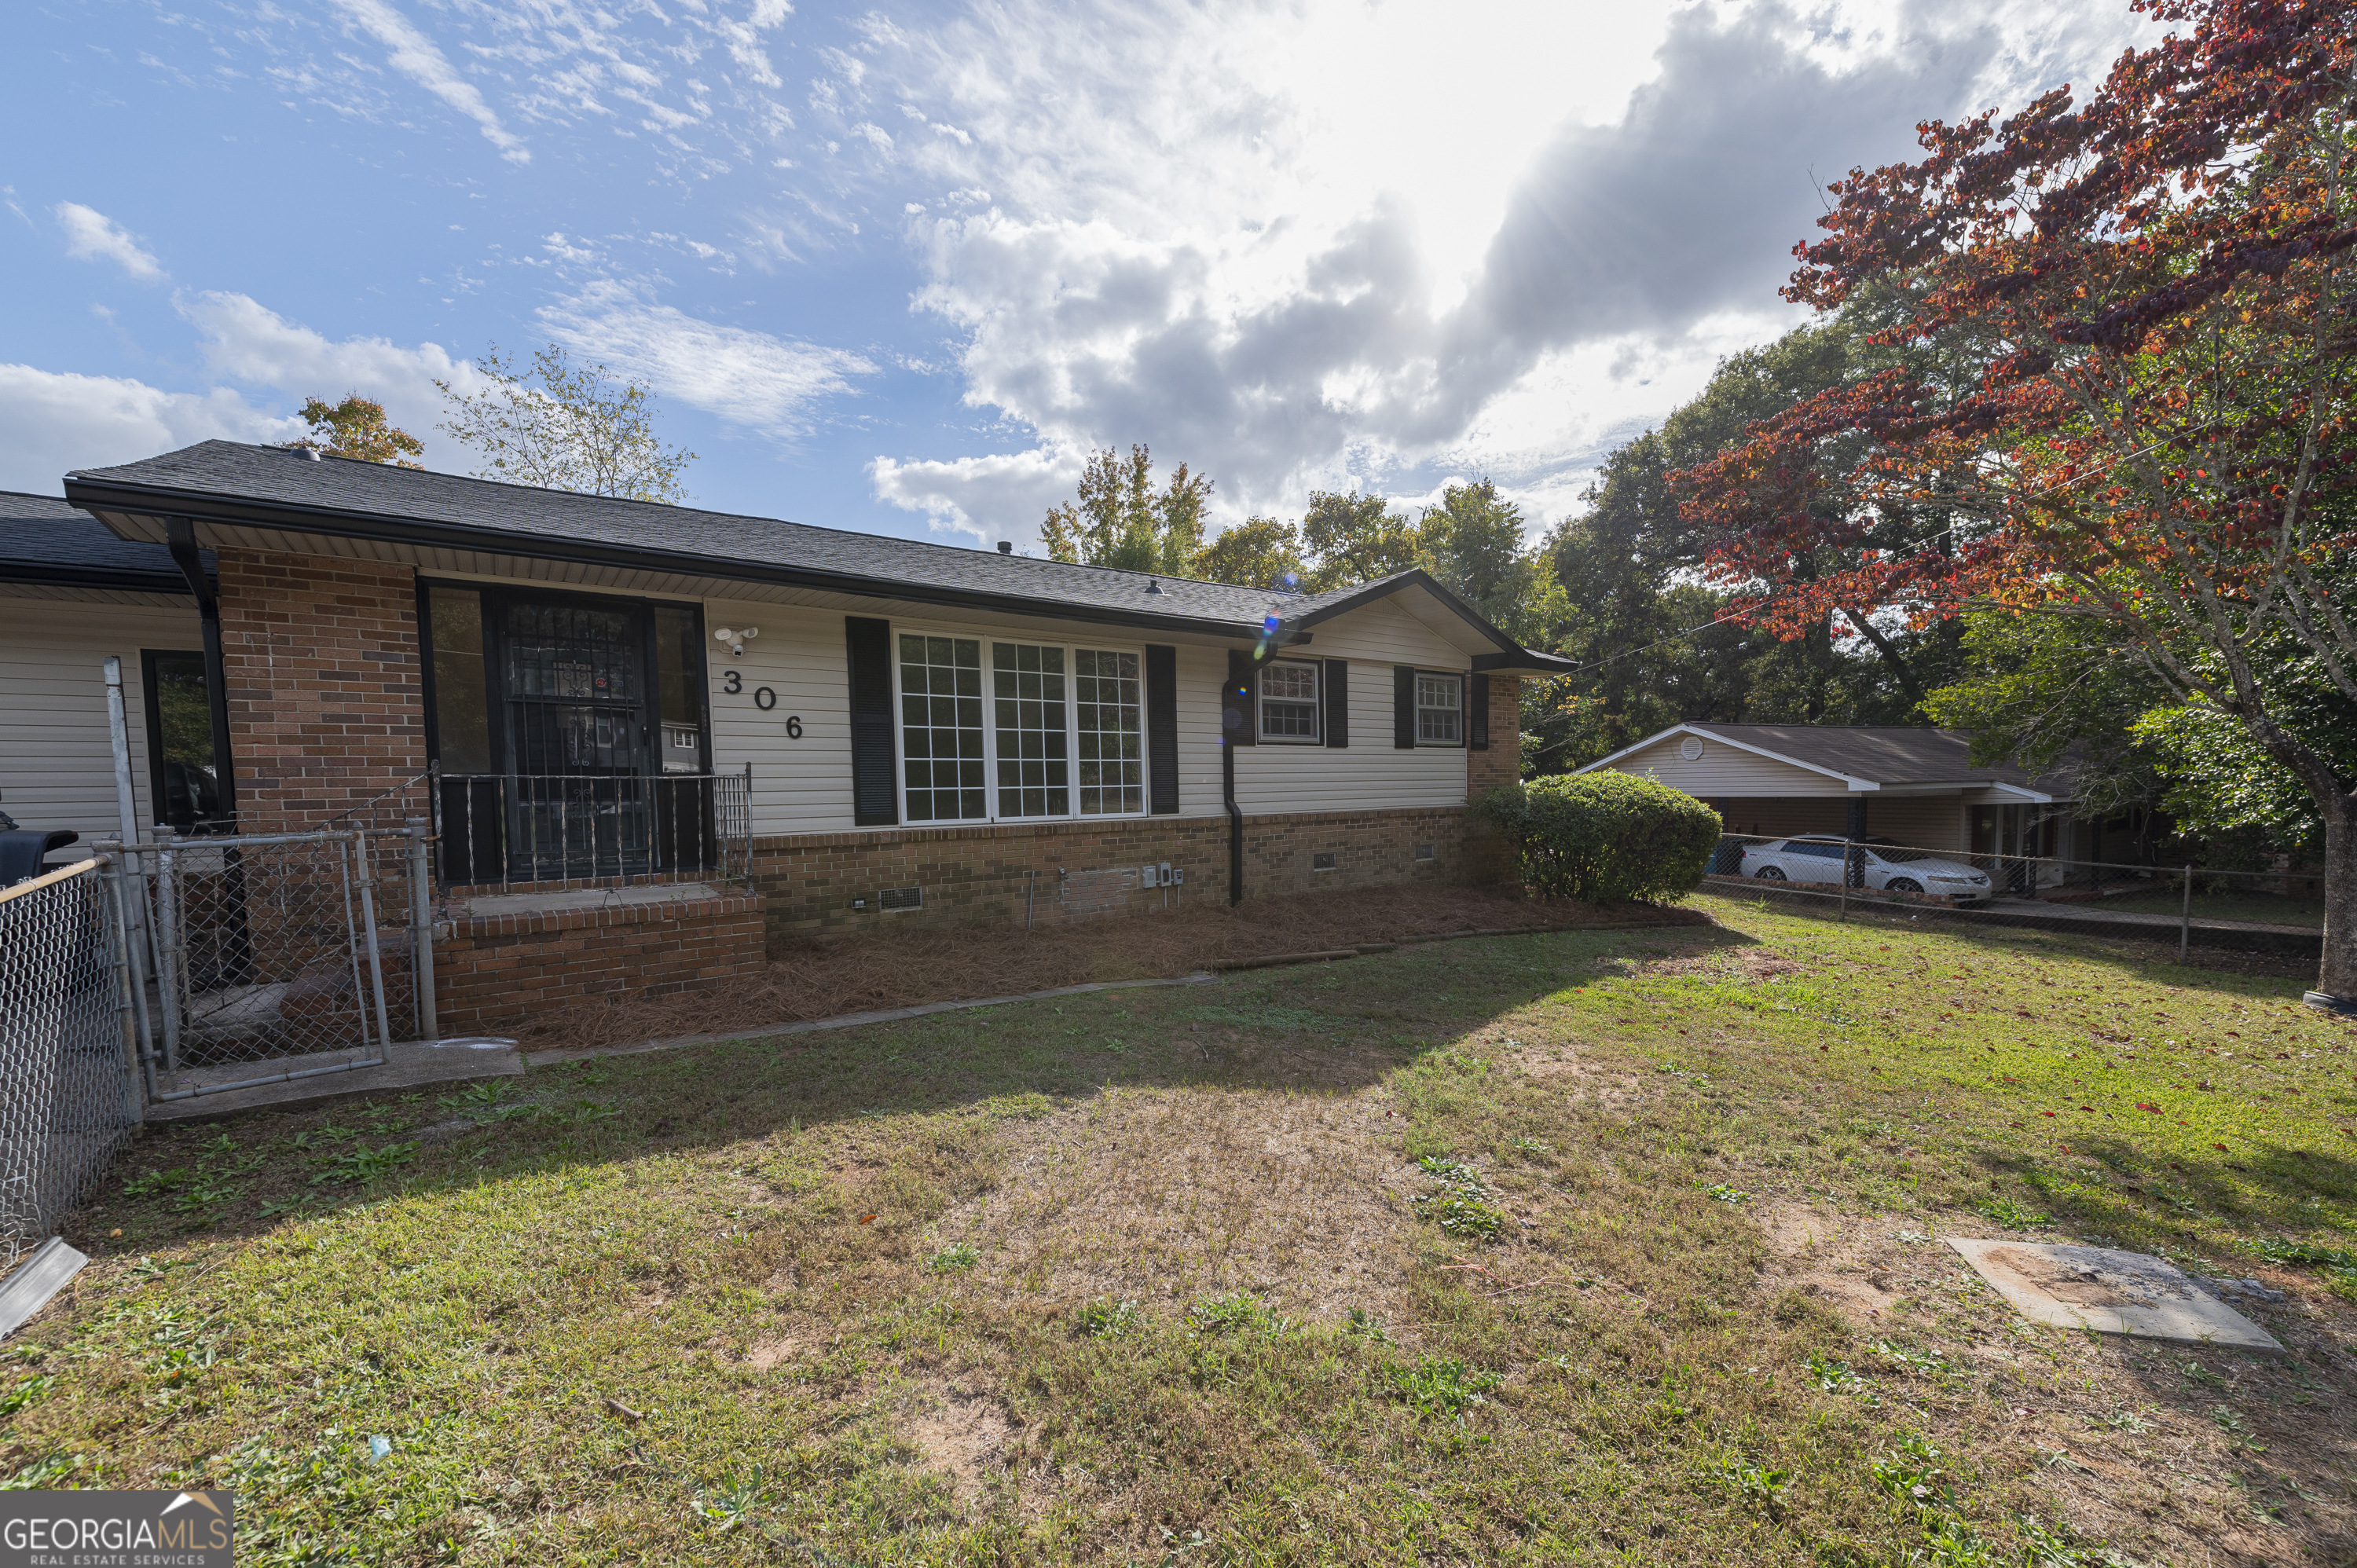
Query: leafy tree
1040,445,1211,576
297,394,423,467
436,345,695,503
1675,0,2357,999
1923,610,2171,824
1524,321,1964,774
1191,516,1306,590
1415,480,1567,643
1300,489,1422,591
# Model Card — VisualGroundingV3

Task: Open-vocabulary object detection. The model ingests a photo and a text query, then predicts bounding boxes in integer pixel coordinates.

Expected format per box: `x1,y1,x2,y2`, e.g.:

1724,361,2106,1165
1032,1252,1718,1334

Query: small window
1312,852,1336,871
1259,660,1320,742
1413,843,1434,862
1415,672,1461,745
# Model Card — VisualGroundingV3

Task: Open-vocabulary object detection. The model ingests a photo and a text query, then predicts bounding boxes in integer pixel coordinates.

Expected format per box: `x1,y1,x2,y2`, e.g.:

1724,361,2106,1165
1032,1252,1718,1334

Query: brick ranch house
1,443,1569,1032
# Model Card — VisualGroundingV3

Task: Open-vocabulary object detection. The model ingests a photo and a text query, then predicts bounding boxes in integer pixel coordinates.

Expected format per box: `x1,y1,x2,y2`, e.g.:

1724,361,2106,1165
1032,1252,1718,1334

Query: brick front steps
434,881,769,1033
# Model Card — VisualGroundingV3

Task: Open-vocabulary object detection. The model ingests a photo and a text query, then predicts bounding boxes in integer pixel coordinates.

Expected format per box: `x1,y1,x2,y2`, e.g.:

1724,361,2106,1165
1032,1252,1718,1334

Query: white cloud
540,282,878,438
177,291,479,452
0,365,298,494
856,0,2157,533
867,446,1079,544
326,0,530,163
54,203,165,281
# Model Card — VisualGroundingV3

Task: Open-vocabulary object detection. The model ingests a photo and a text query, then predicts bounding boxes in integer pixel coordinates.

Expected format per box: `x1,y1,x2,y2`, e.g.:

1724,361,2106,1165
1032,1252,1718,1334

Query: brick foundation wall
750,804,1505,941
216,550,425,830
434,891,769,1031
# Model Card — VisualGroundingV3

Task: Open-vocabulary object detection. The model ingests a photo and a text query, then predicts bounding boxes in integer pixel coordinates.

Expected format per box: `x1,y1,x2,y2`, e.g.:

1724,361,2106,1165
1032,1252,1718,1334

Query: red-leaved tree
1674,0,2357,1002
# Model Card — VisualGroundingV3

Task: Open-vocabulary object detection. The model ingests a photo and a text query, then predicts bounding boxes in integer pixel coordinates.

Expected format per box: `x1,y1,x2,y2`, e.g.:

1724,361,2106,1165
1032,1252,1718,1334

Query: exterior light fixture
713,625,759,657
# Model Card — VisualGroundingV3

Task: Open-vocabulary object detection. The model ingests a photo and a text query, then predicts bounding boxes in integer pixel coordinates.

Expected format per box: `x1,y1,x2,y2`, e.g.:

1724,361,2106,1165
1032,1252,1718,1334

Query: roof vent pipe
996,540,1012,554
1145,577,1162,595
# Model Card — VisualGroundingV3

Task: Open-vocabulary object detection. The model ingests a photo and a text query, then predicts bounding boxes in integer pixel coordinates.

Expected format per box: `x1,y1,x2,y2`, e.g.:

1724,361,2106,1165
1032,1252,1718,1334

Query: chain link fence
105,825,436,1105
1701,831,2326,957
0,859,139,1275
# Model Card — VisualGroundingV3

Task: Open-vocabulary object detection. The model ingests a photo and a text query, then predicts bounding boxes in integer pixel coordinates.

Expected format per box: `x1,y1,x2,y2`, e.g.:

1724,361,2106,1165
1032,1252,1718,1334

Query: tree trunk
2316,793,2357,1006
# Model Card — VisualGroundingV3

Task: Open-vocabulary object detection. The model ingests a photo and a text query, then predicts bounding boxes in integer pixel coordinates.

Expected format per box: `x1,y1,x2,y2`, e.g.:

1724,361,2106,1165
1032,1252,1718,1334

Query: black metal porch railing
432,768,752,890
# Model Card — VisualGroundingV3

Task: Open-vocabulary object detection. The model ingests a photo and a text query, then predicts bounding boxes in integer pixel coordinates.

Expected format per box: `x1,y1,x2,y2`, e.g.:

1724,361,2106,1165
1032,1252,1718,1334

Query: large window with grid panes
895,630,1147,822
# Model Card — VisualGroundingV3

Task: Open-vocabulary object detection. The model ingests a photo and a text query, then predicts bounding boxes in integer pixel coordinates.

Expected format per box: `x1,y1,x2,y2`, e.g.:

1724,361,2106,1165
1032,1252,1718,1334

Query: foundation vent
878,885,923,912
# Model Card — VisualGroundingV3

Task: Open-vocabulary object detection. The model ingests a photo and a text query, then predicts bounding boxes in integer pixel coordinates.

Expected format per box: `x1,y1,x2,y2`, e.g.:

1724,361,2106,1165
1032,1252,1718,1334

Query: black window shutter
1469,672,1490,750
1146,645,1179,813
1393,665,1417,749
1225,650,1258,746
845,617,898,826
1322,658,1348,748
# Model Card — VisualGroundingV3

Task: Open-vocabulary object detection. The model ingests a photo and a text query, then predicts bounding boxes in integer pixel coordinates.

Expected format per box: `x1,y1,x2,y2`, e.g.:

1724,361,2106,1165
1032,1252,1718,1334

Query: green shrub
1474,772,1721,903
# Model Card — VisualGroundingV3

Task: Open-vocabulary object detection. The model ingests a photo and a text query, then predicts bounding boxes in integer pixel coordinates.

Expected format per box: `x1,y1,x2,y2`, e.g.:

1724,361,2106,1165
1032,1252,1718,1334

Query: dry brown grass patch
899,1387,1014,1496
510,883,1706,1050
928,1085,1419,1328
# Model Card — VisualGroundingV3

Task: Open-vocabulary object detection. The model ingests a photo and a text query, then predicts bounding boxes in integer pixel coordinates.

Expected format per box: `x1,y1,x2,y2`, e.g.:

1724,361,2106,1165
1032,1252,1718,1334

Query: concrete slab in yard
147,1039,522,1123
1948,1238,2282,1350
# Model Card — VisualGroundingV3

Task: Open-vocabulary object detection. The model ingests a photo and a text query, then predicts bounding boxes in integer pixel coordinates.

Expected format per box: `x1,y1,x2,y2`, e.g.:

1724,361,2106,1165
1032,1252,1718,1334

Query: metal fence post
2180,863,2193,962
407,819,438,1043
152,828,185,1073
350,831,395,1060
97,855,157,1109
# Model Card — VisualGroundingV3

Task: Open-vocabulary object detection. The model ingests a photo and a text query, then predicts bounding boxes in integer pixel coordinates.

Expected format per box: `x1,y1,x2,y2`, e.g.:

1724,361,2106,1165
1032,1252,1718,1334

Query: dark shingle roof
0,490,206,592
60,441,1438,639
1686,724,2076,794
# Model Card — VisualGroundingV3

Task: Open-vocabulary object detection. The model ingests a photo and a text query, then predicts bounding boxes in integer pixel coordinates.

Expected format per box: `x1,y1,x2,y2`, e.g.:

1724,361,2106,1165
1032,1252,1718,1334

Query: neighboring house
3,441,1567,1029
1576,723,2101,864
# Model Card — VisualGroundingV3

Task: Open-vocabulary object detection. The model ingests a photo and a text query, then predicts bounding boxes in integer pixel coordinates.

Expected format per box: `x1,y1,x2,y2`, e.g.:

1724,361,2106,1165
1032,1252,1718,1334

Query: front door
501,595,657,880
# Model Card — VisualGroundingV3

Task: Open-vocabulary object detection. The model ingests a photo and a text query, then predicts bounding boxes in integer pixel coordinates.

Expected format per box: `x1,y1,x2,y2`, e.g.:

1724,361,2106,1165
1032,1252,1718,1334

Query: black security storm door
423,583,710,884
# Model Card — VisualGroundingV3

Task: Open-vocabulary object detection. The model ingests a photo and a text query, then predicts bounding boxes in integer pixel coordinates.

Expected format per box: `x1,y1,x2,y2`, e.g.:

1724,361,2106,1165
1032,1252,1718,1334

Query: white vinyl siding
1231,596,1469,814
702,593,1491,835
1598,733,1854,797
703,598,855,833
0,595,201,844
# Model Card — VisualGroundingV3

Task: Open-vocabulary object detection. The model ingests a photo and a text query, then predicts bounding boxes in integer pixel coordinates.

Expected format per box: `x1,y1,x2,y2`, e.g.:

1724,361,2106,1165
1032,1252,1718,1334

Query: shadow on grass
84,922,1754,1251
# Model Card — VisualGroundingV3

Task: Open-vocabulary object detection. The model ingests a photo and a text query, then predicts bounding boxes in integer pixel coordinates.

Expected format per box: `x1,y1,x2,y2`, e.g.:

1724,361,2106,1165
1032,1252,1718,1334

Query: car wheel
1754,866,1786,881
1888,877,1922,894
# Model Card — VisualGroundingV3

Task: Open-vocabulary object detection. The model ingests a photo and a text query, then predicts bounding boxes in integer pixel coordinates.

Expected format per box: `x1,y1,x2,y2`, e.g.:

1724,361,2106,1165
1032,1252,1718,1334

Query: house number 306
720,670,802,736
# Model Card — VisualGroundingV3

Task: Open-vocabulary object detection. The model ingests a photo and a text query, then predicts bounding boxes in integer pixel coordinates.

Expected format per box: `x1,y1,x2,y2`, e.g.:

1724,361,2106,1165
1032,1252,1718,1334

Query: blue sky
5,0,2150,549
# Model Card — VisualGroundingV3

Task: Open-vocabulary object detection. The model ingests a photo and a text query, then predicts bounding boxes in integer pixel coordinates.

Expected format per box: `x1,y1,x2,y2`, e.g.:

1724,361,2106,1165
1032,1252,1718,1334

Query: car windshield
1863,838,1937,863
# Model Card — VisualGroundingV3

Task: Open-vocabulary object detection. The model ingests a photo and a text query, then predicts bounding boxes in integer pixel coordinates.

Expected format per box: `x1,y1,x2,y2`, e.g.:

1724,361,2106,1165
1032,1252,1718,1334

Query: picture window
899,630,1152,824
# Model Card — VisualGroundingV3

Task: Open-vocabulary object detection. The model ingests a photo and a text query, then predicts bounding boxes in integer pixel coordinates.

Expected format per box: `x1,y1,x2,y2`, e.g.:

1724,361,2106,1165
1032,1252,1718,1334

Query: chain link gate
0,859,140,1274
101,823,438,1106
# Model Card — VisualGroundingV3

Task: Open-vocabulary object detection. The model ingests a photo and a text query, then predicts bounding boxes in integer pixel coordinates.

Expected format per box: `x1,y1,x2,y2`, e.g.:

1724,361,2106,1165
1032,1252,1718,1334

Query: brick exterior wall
1470,674,1522,800
215,550,424,831
749,804,1507,941
434,891,769,1031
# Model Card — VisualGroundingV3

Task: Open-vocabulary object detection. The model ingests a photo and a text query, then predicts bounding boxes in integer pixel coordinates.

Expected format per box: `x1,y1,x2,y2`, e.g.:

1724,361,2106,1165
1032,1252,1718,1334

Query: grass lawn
7,895,2356,1566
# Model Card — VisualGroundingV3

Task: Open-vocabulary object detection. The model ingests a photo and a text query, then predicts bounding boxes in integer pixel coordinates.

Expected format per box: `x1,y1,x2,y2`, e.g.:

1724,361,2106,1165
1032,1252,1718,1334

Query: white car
1739,836,1991,899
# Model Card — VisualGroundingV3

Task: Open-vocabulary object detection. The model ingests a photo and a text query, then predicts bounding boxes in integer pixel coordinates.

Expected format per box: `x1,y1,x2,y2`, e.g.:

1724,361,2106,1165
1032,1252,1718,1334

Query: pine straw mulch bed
509,884,1707,1052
